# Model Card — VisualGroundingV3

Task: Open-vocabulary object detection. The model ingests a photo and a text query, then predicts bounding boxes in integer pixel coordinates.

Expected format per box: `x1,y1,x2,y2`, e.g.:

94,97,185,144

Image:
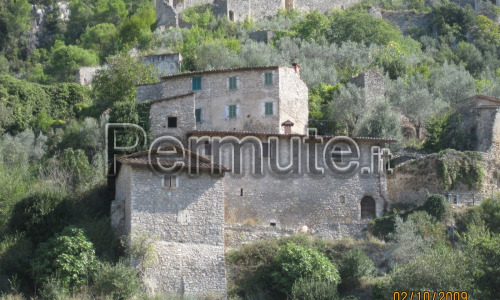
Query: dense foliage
1,0,500,298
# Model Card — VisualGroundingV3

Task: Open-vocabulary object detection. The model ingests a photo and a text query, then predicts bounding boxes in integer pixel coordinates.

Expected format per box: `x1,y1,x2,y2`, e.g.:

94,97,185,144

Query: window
163,175,178,188
192,76,202,91
262,142,275,158
204,141,212,156
265,72,273,85
228,105,237,119
167,117,177,128
229,10,234,22
195,108,202,123
265,102,273,116
240,188,243,196
339,195,345,203
229,77,237,90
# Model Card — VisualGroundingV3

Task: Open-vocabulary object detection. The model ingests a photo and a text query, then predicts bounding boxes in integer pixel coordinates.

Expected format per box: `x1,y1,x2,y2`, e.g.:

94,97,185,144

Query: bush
9,190,71,243
31,226,98,289
371,279,391,300
290,277,339,300
91,261,143,299
338,249,376,292
270,242,340,296
370,214,396,240
389,246,471,293
421,194,447,221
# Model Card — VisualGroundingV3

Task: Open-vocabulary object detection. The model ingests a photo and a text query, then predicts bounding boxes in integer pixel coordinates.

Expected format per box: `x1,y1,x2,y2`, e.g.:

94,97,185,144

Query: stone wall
137,67,308,135
350,70,385,104
187,135,391,240
380,10,431,34
116,165,226,296
75,66,102,86
156,0,364,28
150,94,196,142
142,53,183,76
279,67,309,134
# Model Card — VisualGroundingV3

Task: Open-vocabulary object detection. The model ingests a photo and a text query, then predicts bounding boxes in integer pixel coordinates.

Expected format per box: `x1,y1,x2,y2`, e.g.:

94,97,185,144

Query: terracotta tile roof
187,130,397,143
137,66,284,86
116,146,231,172
149,92,195,104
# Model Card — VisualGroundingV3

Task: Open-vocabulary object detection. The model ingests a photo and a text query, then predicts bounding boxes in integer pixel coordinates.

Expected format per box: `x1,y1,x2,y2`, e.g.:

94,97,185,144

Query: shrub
388,216,431,266
9,190,71,243
31,226,98,289
389,246,472,293
369,214,396,240
421,194,447,221
270,242,340,296
371,278,391,300
38,277,70,300
338,249,376,292
290,277,339,300
91,261,143,299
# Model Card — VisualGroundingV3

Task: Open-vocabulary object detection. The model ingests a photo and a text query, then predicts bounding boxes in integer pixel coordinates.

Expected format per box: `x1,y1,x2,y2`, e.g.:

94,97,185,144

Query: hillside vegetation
0,0,500,299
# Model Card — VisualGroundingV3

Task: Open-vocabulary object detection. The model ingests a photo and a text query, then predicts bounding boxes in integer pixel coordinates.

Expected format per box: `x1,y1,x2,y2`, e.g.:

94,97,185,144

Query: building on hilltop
76,53,183,87
155,0,363,28
112,64,396,296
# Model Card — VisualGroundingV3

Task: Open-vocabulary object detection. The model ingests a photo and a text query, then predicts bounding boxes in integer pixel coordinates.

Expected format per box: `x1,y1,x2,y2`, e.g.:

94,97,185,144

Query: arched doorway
361,196,376,219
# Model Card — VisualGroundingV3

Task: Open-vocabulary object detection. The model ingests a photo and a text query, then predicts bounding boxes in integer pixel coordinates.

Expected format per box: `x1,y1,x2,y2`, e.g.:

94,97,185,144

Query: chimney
292,63,300,75
282,120,295,135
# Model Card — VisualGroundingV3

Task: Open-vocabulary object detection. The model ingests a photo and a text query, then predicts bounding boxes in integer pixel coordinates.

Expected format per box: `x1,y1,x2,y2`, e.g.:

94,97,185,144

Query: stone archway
360,196,376,219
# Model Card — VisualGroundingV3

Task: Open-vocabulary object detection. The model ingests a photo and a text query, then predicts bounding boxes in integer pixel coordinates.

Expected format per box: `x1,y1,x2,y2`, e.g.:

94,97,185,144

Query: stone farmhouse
111,65,396,296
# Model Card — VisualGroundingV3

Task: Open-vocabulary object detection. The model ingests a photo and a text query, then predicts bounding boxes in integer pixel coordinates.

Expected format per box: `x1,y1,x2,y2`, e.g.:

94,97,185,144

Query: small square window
167,117,177,128
163,175,178,188
229,77,237,90
192,76,202,91
265,102,273,116
265,72,273,85
195,108,202,123
228,105,237,119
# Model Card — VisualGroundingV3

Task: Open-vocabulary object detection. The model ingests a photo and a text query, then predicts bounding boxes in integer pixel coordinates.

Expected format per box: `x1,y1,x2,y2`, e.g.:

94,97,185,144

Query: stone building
155,0,364,28
113,65,396,296
388,95,500,206
137,65,309,136
350,69,385,105
113,148,229,296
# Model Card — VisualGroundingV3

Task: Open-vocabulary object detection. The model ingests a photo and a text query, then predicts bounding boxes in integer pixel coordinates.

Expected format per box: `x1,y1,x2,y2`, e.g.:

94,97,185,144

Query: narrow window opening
265,102,273,116
228,104,237,119
163,175,178,188
454,195,459,205
167,117,178,128
240,188,243,196
229,10,234,22
270,222,276,227
204,141,212,156
265,72,273,85
340,195,345,203
229,76,237,90
195,108,202,123
192,76,202,91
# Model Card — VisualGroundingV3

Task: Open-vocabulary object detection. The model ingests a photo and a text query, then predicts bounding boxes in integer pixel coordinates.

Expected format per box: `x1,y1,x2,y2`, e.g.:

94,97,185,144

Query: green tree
78,23,119,61
92,54,157,110
46,40,99,82
327,10,402,46
355,100,402,140
118,3,155,48
421,194,447,221
473,15,500,48
270,242,340,296
0,0,31,51
94,0,128,25
327,83,366,136
338,248,376,292
31,226,98,289
290,10,329,43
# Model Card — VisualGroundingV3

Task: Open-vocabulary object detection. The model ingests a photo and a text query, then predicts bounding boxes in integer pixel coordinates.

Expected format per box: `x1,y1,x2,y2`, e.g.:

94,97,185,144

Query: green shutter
229,105,237,118
265,102,273,115
265,72,273,85
195,108,202,123
192,77,202,90
229,77,237,90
